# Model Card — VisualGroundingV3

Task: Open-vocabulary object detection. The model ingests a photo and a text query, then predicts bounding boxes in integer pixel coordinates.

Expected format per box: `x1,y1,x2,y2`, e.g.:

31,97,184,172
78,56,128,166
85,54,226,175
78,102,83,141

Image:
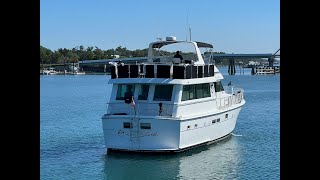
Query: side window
138,85,149,100
189,85,196,100
196,84,203,98
203,83,211,97
214,81,224,92
182,85,190,101
116,84,135,100
182,83,211,101
153,85,173,101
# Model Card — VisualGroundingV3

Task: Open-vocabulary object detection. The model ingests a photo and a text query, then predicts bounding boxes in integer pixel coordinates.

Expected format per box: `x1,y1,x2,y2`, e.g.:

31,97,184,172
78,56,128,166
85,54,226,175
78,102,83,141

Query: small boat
65,70,86,75
101,36,246,153
255,66,277,75
41,67,58,75
73,71,86,75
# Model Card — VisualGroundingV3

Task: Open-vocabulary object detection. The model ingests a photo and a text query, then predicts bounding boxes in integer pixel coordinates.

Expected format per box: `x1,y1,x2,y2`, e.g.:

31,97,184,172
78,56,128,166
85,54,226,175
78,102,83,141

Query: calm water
40,68,280,180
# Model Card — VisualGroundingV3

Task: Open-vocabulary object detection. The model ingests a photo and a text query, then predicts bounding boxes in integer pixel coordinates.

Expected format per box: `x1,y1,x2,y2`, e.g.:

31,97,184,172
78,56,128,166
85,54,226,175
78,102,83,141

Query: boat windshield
199,47,214,64
151,42,198,63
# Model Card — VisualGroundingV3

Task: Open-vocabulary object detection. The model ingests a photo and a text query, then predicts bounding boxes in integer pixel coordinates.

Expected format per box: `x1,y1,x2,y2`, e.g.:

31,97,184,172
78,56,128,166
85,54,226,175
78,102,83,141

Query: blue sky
40,0,279,54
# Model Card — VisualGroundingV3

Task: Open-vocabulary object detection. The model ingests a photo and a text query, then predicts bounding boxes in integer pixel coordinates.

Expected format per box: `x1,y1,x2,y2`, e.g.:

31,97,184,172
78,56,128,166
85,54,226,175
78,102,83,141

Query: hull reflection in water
102,135,240,179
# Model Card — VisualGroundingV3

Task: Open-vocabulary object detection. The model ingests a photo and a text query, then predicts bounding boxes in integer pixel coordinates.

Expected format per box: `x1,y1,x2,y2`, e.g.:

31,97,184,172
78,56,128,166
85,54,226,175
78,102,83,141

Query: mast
186,0,189,41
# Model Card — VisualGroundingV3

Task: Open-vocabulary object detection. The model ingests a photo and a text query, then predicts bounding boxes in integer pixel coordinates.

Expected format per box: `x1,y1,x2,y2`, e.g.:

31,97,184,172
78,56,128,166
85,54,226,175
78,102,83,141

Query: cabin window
189,85,196,100
182,86,189,101
196,84,203,98
182,85,196,101
212,120,216,124
203,83,211,97
138,85,149,100
181,83,211,101
140,123,151,129
217,118,220,122
116,84,135,100
214,81,224,92
123,122,132,128
225,114,228,119
153,85,173,101
182,85,191,101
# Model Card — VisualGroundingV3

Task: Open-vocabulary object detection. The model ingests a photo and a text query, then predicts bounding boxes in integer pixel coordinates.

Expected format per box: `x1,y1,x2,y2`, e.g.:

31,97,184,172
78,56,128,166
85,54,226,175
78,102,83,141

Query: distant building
113,55,120,58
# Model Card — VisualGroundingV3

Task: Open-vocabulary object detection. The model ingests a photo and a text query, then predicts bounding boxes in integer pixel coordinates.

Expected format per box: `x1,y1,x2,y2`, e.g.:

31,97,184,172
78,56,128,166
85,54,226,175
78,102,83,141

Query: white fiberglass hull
101,104,243,153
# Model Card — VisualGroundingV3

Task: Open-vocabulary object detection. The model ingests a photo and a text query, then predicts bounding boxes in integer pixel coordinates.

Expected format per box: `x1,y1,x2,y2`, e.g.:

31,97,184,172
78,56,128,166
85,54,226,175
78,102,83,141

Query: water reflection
102,136,240,180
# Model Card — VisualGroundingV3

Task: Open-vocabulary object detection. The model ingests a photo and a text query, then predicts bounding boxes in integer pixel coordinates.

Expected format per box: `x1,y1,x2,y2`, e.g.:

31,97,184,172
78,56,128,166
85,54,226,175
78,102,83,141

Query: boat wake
231,133,243,137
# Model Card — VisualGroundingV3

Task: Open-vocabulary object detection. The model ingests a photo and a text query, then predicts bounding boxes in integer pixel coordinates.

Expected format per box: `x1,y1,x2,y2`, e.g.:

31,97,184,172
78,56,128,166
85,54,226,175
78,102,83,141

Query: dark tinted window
138,85,149,100
182,83,211,101
116,84,135,100
123,122,132,128
140,123,151,129
214,81,224,92
154,85,173,101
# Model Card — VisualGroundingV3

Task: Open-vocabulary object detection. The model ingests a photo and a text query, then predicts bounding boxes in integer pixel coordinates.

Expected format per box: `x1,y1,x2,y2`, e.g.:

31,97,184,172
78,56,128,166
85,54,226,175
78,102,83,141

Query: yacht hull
102,105,243,153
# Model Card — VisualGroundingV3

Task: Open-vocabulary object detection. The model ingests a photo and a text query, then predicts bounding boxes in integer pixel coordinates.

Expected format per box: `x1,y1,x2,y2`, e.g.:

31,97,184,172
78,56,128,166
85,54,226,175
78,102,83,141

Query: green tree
85,46,95,60
40,44,226,63
93,47,105,60
40,46,53,64
67,51,79,63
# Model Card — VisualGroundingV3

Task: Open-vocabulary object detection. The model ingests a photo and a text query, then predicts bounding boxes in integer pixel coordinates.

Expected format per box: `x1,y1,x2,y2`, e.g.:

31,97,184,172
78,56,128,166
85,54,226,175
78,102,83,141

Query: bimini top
151,40,213,49
147,39,214,65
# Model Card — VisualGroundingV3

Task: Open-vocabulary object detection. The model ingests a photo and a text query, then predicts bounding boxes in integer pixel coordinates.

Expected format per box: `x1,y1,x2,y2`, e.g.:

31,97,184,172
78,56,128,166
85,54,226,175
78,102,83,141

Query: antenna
186,0,189,41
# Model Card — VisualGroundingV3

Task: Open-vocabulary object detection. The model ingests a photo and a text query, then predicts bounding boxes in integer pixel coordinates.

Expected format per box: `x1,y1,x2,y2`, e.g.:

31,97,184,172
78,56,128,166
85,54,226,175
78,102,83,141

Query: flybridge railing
110,63,215,79
216,88,244,110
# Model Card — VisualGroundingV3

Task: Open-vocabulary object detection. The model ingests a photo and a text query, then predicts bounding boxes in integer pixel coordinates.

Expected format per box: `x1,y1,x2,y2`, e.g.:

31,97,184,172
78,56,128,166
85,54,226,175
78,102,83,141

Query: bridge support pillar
251,67,256,75
228,59,236,75
268,57,274,67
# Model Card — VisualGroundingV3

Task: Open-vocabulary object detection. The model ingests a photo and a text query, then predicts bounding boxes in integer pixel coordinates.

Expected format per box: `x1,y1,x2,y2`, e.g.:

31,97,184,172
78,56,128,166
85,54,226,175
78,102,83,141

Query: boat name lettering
117,130,158,137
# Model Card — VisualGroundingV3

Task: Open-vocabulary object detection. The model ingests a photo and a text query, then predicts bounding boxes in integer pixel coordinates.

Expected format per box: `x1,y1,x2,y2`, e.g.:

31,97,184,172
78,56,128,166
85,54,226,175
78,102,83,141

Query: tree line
40,45,150,64
40,45,230,65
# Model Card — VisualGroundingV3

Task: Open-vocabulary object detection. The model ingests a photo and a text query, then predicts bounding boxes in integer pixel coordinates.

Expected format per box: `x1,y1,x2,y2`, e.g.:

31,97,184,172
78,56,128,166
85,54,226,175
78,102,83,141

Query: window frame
116,84,135,100
181,83,211,101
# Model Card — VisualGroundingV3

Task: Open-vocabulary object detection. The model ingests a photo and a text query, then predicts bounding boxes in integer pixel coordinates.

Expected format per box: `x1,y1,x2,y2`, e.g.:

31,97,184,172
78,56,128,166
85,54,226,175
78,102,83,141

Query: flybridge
109,38,218,79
